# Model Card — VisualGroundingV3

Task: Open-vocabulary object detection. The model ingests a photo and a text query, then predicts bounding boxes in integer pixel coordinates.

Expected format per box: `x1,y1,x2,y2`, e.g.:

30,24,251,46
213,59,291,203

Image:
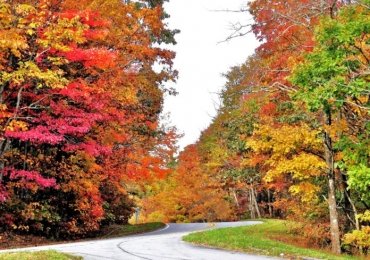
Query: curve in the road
115,222,274,260
0,221,278,260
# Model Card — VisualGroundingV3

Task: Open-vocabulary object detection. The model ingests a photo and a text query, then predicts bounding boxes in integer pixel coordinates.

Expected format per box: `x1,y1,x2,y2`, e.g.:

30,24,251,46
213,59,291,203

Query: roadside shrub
343,210,370,255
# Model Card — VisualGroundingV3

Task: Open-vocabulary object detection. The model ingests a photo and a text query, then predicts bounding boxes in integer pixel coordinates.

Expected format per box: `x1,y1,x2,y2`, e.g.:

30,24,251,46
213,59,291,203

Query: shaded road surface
1,221,279,260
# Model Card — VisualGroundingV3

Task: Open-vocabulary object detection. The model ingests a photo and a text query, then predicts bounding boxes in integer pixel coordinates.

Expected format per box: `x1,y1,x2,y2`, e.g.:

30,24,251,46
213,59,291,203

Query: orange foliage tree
0,0,177,238
142,145,235,223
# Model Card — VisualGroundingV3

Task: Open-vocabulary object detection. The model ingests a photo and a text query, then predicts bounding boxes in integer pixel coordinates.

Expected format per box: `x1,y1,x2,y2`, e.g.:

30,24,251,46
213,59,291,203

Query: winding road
1,221,278,260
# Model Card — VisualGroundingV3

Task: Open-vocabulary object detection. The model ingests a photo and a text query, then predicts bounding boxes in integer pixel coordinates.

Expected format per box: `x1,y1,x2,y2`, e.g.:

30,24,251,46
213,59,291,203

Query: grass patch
100,222,166,239
0,250,81,260
183,219,360,260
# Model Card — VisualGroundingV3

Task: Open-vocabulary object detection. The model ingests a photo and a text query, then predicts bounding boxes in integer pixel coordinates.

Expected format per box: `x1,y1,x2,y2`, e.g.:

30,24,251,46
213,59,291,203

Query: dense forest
142,0,370,256
0,0,368,257
0,0,178,238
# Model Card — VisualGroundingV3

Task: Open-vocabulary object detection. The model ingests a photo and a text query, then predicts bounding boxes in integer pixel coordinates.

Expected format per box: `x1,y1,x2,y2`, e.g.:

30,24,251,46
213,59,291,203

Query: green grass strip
183,220,360,260
0,250,81,260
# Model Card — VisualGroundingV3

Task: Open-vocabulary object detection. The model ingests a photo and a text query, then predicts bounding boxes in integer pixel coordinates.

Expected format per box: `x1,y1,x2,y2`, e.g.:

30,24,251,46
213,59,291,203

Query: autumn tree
0,0,177,238
291,2,369,253
142,145,235,223
245,0,368,253
169,0,368,255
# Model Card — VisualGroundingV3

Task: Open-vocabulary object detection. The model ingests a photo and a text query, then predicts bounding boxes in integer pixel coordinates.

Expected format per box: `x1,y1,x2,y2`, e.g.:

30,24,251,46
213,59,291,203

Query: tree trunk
0,139,10,183
327,174,341,254
267,189,273,217
324,112,341,254
339,170,357,231
248,189,255,219
251,187,261,218
232,188,240,208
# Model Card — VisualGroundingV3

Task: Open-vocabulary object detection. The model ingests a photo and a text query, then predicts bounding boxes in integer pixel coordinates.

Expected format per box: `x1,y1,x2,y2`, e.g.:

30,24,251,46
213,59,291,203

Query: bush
343,210,370,255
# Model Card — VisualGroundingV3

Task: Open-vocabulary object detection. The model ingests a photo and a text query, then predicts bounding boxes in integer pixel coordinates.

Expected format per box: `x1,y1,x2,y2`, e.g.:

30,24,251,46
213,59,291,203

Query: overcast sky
162,0,259,150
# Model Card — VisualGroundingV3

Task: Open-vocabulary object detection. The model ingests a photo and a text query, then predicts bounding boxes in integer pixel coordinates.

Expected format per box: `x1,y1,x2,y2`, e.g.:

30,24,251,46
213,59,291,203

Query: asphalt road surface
0,221,279,260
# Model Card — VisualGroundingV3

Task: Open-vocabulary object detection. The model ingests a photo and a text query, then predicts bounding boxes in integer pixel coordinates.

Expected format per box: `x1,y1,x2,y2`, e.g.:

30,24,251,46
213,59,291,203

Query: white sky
162,0,259,150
